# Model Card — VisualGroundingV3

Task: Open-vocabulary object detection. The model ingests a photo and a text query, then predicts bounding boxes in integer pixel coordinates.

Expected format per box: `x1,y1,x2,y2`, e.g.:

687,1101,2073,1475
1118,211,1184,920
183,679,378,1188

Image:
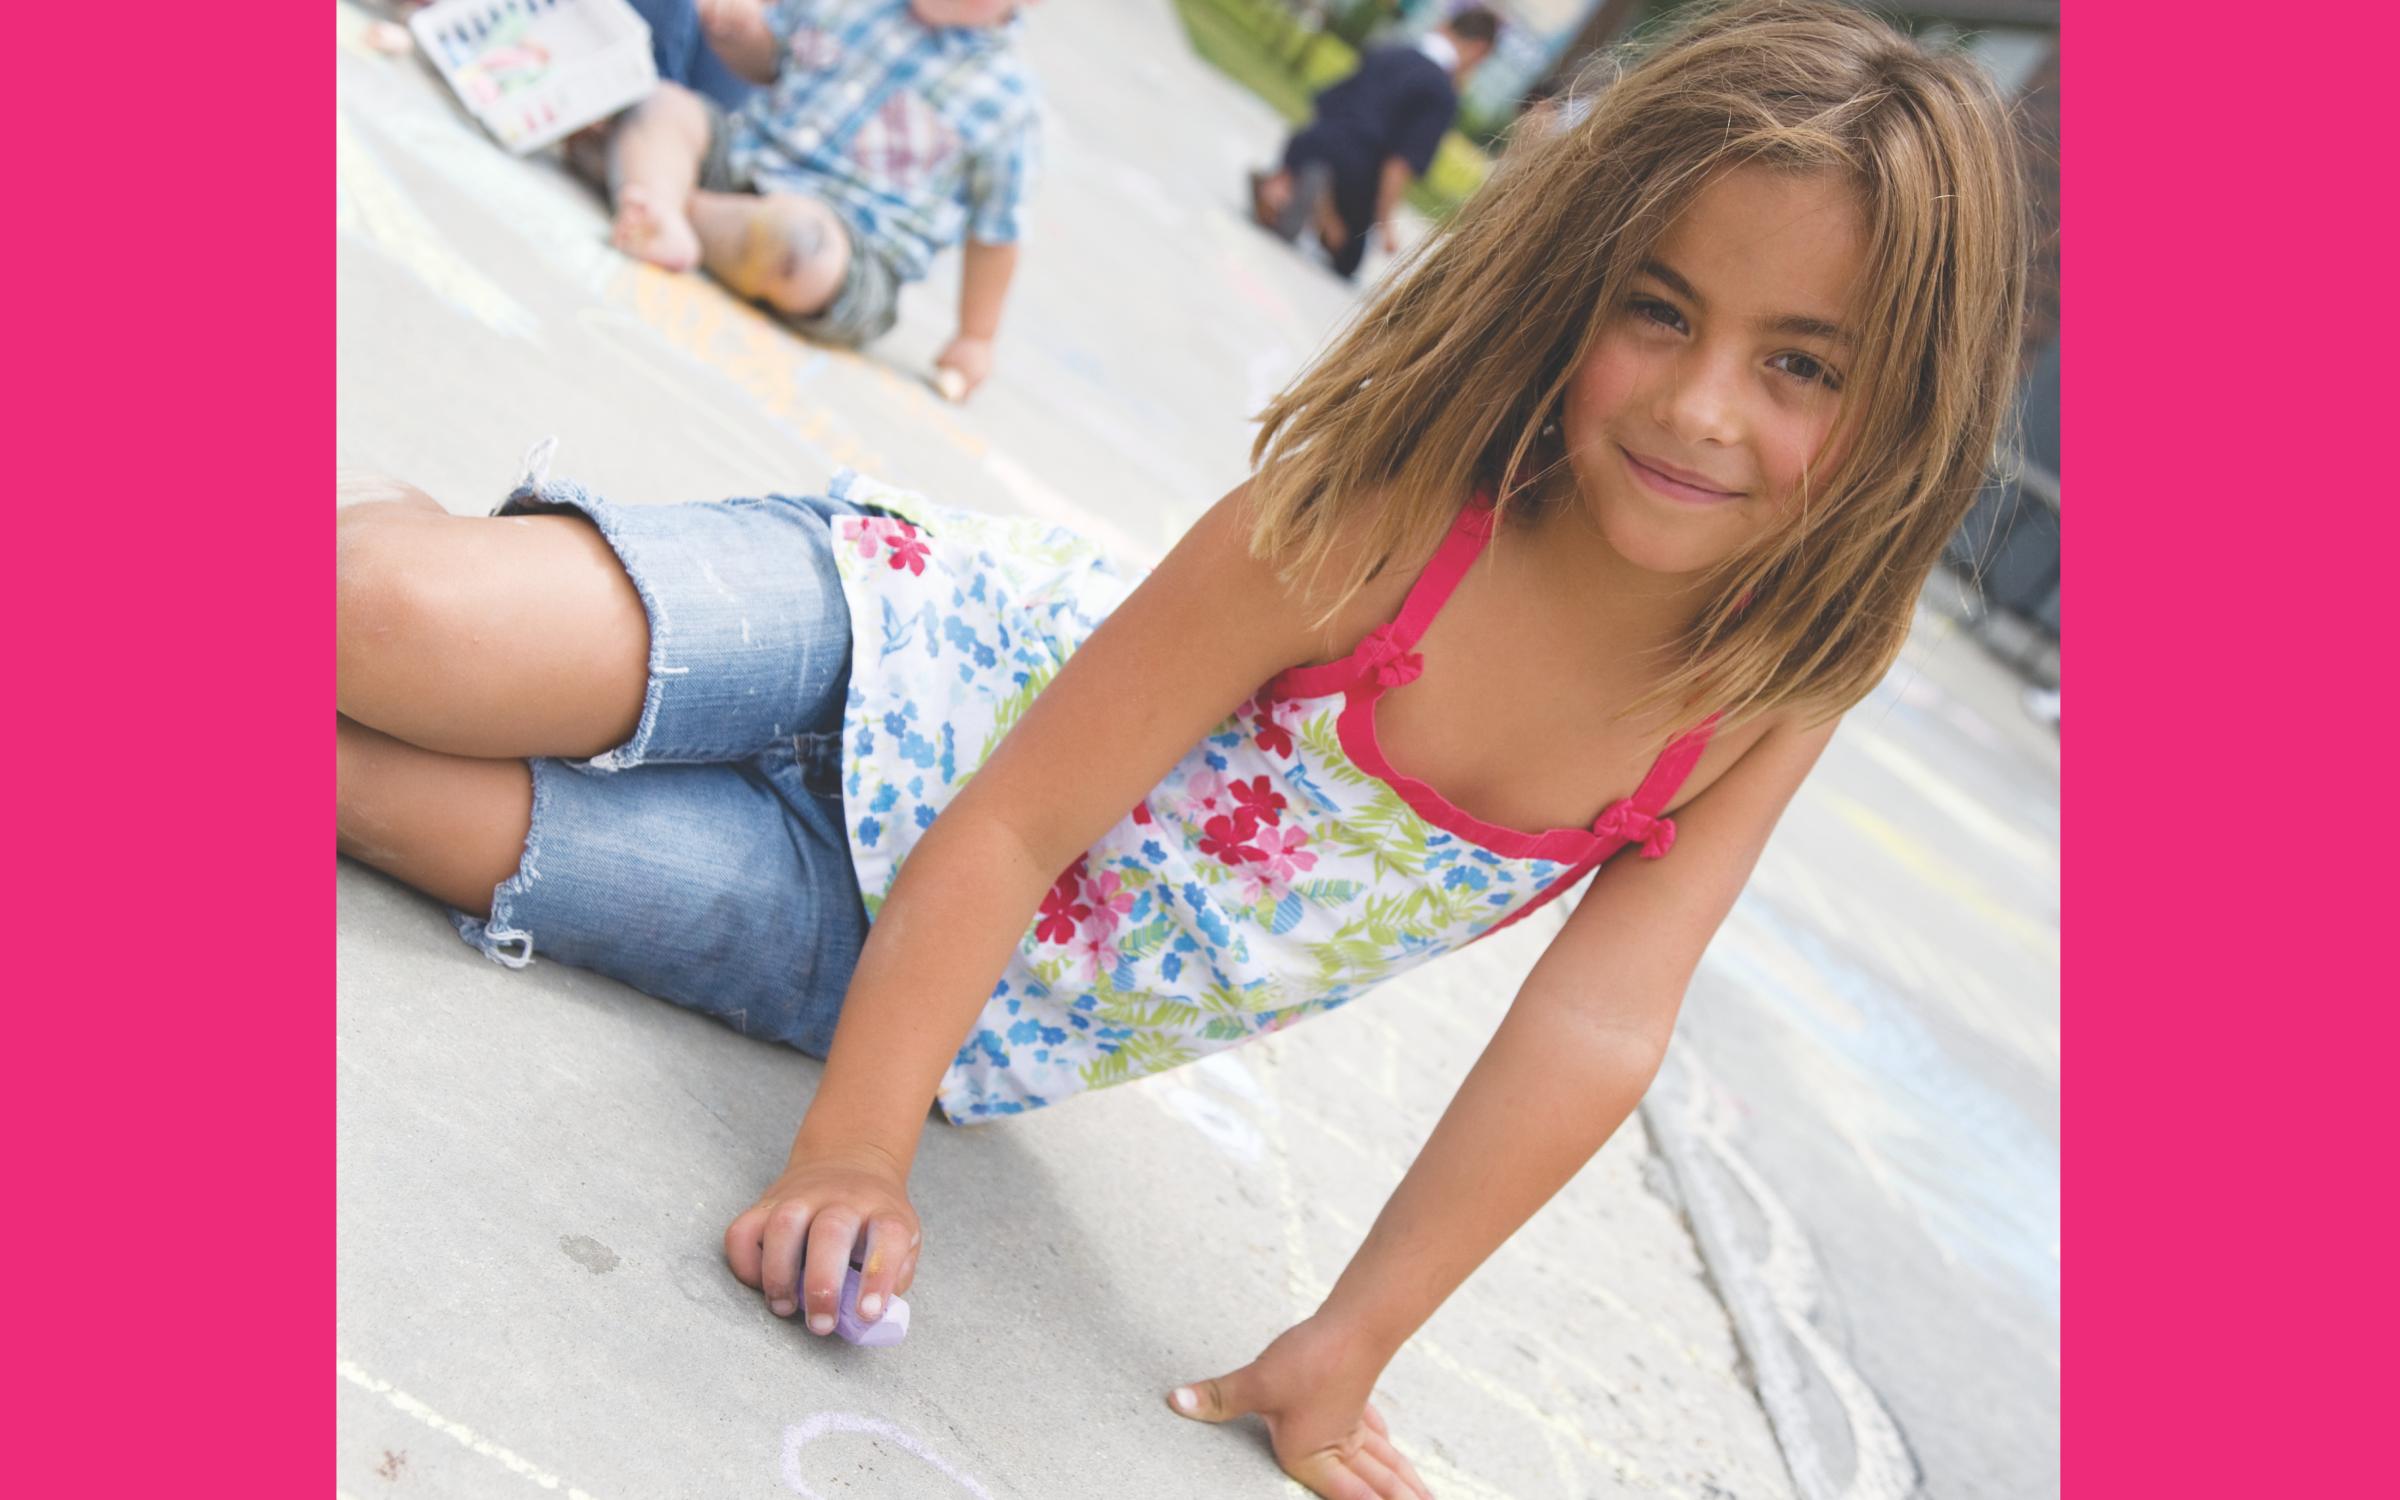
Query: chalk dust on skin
559,1234,620,1273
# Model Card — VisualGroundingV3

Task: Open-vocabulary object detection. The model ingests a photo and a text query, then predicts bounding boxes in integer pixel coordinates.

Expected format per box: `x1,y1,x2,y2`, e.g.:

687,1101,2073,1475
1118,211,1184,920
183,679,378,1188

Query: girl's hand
723,1142,919,1336
1167,1316,1433,1499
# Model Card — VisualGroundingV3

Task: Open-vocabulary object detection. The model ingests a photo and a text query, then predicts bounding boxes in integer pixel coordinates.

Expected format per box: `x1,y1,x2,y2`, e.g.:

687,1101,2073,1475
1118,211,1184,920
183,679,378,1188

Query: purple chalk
833,1264,909,1347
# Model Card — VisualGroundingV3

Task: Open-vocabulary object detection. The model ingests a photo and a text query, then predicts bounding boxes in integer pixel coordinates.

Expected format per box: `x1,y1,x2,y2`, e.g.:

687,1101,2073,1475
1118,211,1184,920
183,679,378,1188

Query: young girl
336,2,2026,1493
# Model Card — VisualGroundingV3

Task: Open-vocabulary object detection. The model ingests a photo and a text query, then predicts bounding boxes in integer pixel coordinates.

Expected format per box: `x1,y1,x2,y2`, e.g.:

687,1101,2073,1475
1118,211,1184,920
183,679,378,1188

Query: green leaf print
1317,787,1432,883
1114,914,1174,963
1297,878,1366,906
1081,1029,1198,1091
1198,976,1288,1015
1095,995,1206,1030
1201,1016,1249,1041
1307,936,1392,990
1301,712,1375,787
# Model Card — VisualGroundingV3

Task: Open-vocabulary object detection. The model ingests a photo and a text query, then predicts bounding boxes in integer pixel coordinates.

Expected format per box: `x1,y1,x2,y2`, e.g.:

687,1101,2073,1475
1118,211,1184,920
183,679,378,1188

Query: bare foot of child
611,185,701,271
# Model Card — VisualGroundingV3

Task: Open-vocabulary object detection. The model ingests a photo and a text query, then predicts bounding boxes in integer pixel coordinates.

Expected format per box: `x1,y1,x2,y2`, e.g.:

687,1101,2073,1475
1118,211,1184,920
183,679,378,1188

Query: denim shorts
450,476,875,1058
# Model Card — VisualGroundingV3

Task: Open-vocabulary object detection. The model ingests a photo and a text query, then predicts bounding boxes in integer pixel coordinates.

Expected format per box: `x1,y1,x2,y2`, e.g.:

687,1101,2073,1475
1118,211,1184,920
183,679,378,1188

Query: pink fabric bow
1357,625,1425,688
1593,800,1677,859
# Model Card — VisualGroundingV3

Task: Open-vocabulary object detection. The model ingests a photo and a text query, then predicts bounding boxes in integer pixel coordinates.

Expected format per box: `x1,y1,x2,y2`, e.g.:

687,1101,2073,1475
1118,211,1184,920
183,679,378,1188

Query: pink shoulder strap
1382,490,1498,651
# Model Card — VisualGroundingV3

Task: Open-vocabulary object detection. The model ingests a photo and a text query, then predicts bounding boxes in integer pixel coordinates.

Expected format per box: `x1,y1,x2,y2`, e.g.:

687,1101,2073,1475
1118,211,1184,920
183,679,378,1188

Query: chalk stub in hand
933,367,969,404
835,1264,909,1347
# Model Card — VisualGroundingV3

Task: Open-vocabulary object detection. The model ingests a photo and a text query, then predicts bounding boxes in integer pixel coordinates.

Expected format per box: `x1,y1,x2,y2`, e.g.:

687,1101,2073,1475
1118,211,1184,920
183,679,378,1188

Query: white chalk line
781,1412,996,1500
337,1358,604,1500
1643,1050,1918,1500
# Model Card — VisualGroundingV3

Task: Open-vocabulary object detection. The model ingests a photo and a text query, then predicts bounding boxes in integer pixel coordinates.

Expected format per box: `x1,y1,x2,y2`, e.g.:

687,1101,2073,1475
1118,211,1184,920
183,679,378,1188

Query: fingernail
859,1292,884,1319
808,1313,834,1335
1171,1387,1198,1413
770,1298,796,1317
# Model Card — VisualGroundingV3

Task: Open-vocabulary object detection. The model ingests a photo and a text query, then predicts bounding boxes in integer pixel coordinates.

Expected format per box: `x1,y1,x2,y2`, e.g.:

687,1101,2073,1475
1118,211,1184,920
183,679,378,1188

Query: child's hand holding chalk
932,335,995,403
835,1263,910,1347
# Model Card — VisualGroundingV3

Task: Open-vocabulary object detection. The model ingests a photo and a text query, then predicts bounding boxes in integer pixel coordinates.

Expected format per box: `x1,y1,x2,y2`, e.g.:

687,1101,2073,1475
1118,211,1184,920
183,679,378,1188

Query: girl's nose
1656,353,1744,449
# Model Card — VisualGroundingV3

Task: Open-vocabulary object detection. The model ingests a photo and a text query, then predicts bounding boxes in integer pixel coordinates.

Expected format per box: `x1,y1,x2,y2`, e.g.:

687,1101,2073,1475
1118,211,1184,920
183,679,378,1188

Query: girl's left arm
1172,713,1838,1493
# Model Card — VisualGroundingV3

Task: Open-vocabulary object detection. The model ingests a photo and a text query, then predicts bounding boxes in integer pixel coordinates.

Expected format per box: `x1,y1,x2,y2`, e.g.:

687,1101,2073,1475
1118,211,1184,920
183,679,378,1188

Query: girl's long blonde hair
1246,0,2032,729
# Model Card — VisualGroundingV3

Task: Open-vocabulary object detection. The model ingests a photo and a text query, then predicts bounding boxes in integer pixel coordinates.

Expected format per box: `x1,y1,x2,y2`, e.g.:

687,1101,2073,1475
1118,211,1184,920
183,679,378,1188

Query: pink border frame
17,3,2390,1493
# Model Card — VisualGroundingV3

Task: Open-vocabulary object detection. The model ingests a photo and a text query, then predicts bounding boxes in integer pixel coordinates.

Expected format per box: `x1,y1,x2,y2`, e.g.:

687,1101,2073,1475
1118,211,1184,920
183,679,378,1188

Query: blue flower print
870,785,899,814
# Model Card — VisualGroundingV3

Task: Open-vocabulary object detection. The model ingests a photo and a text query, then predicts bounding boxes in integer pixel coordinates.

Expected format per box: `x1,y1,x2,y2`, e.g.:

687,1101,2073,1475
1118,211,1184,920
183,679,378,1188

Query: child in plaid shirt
597,1,1041,397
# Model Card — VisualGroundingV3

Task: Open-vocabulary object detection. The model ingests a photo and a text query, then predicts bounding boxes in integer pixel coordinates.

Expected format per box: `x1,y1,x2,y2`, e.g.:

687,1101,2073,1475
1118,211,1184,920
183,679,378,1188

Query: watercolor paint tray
409,0,657,154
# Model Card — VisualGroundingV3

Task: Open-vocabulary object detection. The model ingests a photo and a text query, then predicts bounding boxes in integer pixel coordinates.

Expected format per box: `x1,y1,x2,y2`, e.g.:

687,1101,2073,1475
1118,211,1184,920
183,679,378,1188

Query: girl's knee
335,503,433,651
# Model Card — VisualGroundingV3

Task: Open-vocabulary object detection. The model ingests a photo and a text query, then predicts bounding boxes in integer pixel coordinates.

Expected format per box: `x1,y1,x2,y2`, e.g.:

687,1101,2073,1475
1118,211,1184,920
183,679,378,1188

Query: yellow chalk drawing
336,111,542,342
1818,789,2059,960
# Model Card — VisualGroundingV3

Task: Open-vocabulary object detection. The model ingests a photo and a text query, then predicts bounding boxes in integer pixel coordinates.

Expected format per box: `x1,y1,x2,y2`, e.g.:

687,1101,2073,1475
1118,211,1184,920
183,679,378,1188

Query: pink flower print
1184,768,1230,817
1034,859,1091,945
1252,695,1302,758
1085,870,1135,936
1252,825,1317,882
1230,775,1288,828
1198,810,1264,865
884,523,929,576
1237,863,1283,904
842,517,930,575
1076,927,1121,980
1131,800,1153,826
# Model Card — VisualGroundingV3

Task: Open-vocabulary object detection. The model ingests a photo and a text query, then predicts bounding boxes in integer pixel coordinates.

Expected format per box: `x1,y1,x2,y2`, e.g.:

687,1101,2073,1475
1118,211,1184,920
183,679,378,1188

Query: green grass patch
1169,0,1489,221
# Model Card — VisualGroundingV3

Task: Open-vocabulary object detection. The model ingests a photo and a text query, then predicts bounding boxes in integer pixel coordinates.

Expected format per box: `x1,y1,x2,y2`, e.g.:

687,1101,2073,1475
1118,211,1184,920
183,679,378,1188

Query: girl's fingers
1359,1401,1388,1437
894,1245,919,1294
757,1199,816,1318
800,1211,862,1334
854,1215,909,1322
1363,1430,1433,1500
1342,1444,1408,1500
1294,1455,1378,1500
723,1203,769,1288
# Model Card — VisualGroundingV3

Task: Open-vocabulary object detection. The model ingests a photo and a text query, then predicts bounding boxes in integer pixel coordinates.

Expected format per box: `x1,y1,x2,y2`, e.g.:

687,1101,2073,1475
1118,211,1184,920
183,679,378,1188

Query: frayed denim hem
492,476,673,776
449,755,560,970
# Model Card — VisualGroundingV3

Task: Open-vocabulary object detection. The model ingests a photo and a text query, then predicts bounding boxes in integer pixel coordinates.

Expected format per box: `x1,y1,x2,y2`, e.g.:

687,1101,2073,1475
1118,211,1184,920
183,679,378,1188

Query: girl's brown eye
1632,297,1684,332
1772,352,1842,391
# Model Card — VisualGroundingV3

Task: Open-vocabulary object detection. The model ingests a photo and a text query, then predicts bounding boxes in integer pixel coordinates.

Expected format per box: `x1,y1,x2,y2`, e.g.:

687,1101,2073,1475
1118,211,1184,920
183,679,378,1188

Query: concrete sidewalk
337,3,2054,1496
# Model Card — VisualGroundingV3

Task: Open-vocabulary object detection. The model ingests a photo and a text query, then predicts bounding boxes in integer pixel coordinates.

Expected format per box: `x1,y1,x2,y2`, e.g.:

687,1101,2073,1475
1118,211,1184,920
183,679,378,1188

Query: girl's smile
1617,443,1746,505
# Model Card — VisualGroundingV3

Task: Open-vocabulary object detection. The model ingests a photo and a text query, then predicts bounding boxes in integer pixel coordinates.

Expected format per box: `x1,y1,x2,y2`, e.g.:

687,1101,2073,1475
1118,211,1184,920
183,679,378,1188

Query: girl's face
1559,168,1865,578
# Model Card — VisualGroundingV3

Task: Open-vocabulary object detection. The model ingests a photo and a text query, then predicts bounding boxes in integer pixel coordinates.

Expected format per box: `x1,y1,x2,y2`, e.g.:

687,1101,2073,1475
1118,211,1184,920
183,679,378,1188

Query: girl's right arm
723,483,1386,1335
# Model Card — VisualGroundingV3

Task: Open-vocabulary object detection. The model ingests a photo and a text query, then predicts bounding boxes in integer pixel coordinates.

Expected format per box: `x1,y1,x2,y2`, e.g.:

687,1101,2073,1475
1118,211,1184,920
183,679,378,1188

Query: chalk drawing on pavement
781,1413,996,1500
1643,1051,1920,1500
337,111,542,343
338,1357,605,1500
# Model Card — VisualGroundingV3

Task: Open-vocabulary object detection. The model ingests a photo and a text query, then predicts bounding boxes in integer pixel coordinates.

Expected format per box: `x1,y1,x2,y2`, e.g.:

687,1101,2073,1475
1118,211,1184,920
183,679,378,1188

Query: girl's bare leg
336,483,650,761
337,715,530,915
688,189,852,319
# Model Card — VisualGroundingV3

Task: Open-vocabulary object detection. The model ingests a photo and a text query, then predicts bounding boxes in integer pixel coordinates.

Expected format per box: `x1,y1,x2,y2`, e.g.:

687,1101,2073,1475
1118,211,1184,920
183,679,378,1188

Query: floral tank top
822,470,1718,1124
